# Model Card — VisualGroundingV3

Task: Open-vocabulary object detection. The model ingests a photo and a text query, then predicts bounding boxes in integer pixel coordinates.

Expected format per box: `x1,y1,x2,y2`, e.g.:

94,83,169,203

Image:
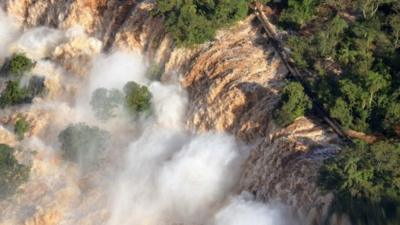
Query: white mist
0,8,294,225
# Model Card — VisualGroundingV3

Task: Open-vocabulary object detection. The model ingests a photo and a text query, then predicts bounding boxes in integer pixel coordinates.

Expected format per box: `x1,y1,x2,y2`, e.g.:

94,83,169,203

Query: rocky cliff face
3,1,346,224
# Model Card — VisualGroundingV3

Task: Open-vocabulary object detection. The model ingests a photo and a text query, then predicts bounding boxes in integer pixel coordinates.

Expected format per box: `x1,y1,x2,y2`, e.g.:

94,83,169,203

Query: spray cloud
0,8,296,225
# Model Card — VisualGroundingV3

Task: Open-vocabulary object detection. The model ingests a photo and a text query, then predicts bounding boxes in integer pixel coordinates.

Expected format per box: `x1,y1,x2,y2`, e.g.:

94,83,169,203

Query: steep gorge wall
3,1,346,224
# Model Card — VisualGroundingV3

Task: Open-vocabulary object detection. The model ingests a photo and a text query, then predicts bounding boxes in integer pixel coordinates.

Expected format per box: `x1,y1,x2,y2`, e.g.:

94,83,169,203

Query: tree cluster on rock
0,144,30,200
123,81,152,113
0,76,46,108
0,54,45,108
319,140,400,224
1,54,35,77
14,117,30,140
273,81,312,127
155,0,270,46
275,0,400,223
279,0,400,136
90,81,152,121
58,123,110,169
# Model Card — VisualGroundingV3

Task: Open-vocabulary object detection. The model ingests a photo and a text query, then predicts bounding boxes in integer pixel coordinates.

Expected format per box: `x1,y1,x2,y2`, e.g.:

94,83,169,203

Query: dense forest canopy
276,1,400,224
280,0,400,137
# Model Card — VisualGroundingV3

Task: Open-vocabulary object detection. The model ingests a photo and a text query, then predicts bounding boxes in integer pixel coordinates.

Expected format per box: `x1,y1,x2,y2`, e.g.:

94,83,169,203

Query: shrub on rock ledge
0,144,30,200
14,117,30,140
123,81,152,114
273,81,312,127
8,54,35,76
58,123,110,168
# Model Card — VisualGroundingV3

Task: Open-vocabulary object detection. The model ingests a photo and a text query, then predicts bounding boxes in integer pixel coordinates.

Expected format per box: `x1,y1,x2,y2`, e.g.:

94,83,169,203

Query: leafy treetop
0,144,30,200
273,81,312,127
14,117,30,140
8,54,35,76
156,0,270,46
123,81,152,113
58,123,110,169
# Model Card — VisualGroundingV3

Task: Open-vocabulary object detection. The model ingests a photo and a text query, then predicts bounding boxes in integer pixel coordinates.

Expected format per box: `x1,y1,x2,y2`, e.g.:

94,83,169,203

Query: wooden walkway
252,2,353,143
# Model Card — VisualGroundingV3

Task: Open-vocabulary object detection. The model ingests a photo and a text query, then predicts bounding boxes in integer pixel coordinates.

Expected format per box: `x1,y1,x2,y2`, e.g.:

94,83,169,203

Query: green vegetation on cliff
319,140,400,224
0,81,31,108
279,0,400,136
0,54,44,108
8,54,35,76
0,144,30,200
0,77,46,108
90,81,152,121
123,81,152,114
155,0,269,46
273,81,312,127
58,123,110,167
14,117,30,140
273,0,400,224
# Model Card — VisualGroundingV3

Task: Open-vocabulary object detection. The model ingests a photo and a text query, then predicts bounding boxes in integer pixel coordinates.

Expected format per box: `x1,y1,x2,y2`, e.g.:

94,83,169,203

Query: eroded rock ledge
4,1,345,224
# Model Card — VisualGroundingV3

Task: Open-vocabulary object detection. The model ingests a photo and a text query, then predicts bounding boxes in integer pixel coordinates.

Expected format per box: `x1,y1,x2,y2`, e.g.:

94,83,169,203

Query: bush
156,0,267,46
123,81,152,113
383,101,400,135
286,36,311,69
279,0,400,137
276,1,400,223
0,144,30,200
0,77,46,108
90,88,124,121
0,81,31,108
8,54,35,76
273,82,312,127
14,117,30,140
279,0,319,30
319,140,400,224
58,123,110,167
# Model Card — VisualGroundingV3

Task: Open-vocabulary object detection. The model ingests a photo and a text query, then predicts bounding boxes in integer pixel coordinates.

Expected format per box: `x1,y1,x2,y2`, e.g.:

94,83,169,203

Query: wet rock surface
1,1,347,224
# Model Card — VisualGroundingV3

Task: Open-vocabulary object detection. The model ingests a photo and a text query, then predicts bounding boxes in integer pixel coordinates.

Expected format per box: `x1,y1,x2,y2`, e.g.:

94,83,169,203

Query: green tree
279,0,319,30
279,0,400,137
90,88,124,121
156,0,259,46
8,54,35,76
0,81,31,108
273,82,312,127
383,100,400,135
330,98,353,129
315,15,348,57
286,36,311,69
389,13,400,48
14,117,30,140
363,71,389,108
0,77,46,108
319,140,400,224
353,0,397,19
123,81,152,113
58,123,110,168
213,0,249,27
165,3,216,46
0,144,30,200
